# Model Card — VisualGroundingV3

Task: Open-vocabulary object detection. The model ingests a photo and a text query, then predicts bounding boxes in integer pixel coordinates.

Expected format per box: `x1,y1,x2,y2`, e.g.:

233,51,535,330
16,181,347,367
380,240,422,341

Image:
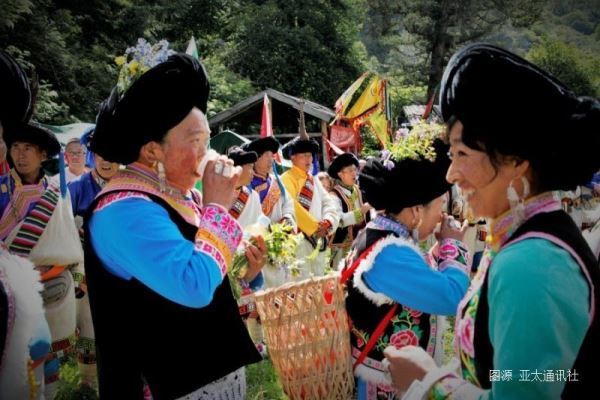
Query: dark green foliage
226,0,363,108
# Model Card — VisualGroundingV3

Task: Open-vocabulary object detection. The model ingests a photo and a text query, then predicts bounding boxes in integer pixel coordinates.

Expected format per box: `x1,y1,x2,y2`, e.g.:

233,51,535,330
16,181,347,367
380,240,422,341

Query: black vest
345,228,431,364
84,191,260,400
473,210,599,398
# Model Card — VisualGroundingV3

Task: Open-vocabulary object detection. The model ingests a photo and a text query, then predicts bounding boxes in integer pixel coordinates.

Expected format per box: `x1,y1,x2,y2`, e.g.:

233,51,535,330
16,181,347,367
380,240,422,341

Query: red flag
260,94,282,163
326,138,345,156
261,94,273,138
422,88,437,120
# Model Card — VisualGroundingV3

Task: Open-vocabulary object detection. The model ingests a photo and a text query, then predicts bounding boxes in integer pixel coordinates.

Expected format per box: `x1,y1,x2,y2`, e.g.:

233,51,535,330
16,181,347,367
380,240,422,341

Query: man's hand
243,235,267,282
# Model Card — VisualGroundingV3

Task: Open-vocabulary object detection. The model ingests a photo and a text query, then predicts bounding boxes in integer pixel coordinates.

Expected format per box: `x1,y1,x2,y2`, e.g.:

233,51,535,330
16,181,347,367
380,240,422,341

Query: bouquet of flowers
114,38,174,97
229,222,304,299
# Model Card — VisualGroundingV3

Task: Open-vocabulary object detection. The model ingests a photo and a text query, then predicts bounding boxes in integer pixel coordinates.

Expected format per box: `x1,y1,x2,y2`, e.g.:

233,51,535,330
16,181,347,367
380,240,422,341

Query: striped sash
8,183,60,257
0,171,46,241
298,175,314,212
229,186,251,220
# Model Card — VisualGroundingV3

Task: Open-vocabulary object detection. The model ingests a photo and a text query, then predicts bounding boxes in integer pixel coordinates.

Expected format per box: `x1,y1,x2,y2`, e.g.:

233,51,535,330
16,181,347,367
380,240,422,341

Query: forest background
1,0,598,130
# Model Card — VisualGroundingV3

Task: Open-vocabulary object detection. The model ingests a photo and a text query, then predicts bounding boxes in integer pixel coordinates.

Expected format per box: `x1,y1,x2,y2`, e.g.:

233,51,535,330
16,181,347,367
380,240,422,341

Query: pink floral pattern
457,311,475,358
200,204,242,253
438,238,470,274
389,329,419,349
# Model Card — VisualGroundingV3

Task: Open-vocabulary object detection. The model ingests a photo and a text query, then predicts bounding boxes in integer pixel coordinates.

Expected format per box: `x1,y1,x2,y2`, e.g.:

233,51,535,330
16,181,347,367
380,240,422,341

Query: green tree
364,0,546,98
527,38,598,96
226,0,365,108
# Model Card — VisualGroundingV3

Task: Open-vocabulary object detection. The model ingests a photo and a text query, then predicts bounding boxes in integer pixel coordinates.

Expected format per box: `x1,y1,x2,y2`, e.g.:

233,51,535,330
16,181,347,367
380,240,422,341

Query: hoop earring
157,161,166,193
411,217,422,242
507,176,530,229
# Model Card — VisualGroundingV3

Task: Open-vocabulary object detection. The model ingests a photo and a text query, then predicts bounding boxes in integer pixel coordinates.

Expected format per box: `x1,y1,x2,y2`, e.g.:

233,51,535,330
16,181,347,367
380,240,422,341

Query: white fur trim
0,251,45,399
353,235,425,306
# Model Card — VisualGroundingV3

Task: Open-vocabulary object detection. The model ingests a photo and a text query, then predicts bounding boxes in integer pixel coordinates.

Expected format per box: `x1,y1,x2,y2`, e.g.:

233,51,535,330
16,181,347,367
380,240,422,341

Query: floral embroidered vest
455,192,599,398
345,226,434,381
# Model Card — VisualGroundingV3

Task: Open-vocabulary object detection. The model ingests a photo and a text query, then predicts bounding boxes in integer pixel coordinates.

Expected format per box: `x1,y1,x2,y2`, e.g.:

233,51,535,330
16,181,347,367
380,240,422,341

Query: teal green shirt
487,238,590,399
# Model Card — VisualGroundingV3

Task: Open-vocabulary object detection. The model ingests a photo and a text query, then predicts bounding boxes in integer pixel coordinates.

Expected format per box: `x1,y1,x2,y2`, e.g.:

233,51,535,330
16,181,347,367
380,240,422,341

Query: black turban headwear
227,146,258,166
439,43,599,191
242,136,280,157
327,152,359,179
359,139,451,213
91,53,210,165
0,49,32,126
4,122,61,158
282,137,319,159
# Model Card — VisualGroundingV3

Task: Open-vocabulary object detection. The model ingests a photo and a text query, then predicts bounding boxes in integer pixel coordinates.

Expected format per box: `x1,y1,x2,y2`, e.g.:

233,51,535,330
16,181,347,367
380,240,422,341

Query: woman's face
160,107,210,191
94,153,120,180
417,194,445,239
445,120,515,219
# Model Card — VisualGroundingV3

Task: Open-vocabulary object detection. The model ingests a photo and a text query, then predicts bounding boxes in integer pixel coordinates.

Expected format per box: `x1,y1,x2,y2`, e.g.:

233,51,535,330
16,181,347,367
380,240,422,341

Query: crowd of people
0,40,598,400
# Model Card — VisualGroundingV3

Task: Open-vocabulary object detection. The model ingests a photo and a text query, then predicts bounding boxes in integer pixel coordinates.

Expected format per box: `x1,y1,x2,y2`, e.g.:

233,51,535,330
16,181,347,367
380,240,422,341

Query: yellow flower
114,56,126,66
128,60,139,75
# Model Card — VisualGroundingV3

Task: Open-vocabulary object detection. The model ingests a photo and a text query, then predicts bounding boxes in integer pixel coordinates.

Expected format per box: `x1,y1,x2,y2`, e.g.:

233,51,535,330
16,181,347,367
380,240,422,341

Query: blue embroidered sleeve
88,197,225,308
362,244,469,315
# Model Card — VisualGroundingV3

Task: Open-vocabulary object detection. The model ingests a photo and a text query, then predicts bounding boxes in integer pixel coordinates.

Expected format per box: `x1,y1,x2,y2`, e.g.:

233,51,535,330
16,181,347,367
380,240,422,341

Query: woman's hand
202,156,241,210
383,345,436,393
436,212,468,242
243,235,267,282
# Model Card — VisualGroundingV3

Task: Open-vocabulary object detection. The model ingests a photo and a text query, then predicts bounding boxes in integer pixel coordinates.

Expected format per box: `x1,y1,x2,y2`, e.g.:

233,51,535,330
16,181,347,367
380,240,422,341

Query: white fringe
353,236,425,307
0,251,45,399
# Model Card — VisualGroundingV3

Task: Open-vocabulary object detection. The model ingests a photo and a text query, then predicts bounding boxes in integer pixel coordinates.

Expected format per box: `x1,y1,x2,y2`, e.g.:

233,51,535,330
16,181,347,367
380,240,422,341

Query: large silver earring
507,176,530,229
157,161,166,193
411,217,422,242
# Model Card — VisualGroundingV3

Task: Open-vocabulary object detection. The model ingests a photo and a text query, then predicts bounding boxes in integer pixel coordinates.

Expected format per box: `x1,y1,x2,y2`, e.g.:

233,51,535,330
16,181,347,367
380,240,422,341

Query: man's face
10,141,46,180
290,152,313,172
65,142,87,174
254,151,273,176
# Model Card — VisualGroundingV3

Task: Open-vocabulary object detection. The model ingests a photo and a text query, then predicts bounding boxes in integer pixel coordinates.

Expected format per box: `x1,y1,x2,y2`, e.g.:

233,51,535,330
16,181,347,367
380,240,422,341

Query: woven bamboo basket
253,273,354,400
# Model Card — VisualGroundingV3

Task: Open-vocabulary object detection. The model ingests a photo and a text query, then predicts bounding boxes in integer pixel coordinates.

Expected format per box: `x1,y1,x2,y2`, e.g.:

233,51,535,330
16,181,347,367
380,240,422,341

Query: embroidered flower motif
439,243,459,260
203,206,217,221
389,329,419,349
220,215,239,235
405,307,423,319
457,315,475,358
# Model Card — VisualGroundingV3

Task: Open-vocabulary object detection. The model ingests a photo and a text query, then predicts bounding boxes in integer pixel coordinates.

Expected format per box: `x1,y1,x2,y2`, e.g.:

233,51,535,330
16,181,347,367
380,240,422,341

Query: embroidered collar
487,191,561,251
368,214,410,239
100,162,200,226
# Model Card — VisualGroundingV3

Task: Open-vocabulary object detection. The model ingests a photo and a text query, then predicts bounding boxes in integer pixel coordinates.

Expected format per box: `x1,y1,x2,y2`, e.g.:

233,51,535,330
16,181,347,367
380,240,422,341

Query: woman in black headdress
85,44,261,399
343,133,471,400
384,43,600,400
